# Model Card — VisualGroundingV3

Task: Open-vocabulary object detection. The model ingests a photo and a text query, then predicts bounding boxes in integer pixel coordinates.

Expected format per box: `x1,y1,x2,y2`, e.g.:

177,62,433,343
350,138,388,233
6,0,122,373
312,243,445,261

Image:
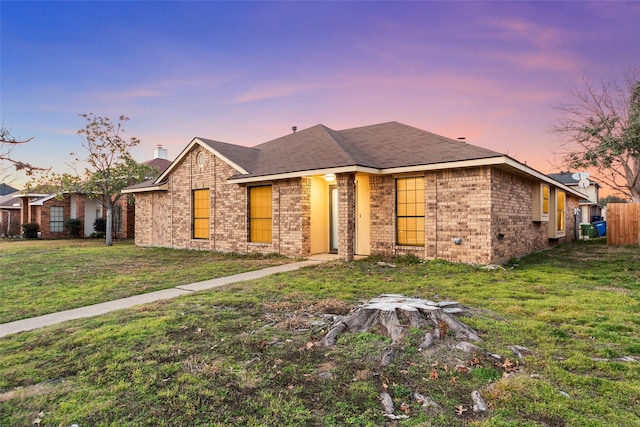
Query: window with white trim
396,177,425,246
50,206,64,232
556,190,565,233
193,189,210,239
532,183,550,222
249,186,272,243
548,188,566,238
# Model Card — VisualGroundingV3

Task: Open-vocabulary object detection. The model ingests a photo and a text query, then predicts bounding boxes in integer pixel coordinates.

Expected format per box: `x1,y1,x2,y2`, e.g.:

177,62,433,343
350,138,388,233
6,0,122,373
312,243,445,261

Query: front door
329,186,338,253
355,174,371,255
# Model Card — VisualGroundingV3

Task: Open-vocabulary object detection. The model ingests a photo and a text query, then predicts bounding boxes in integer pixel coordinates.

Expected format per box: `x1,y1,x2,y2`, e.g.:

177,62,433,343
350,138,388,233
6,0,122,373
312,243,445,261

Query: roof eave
228,166,380,184
121,182,169,194
228,155,586,199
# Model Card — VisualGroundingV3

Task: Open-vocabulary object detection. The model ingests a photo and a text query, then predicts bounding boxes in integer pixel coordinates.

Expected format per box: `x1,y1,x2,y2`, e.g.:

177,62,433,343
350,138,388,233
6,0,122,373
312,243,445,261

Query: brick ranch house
16,192,110,239
14,146,171,239
123,122,585,264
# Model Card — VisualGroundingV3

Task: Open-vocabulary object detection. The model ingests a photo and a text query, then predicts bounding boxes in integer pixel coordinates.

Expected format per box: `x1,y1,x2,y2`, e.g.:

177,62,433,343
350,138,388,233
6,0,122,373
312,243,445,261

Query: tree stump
318,294,480,348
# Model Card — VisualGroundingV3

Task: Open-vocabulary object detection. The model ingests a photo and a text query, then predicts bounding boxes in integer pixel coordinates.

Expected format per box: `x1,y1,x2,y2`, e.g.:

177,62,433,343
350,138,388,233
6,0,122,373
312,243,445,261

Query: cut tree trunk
318,294,480,347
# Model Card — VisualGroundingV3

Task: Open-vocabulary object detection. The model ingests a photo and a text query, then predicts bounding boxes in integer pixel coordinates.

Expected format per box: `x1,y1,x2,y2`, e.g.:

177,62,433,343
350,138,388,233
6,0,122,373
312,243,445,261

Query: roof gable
154,137,258,184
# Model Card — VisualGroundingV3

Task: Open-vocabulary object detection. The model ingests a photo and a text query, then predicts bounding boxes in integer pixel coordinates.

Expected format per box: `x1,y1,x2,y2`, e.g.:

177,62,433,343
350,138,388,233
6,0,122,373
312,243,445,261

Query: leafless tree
0,127,47,182
551,66,640,201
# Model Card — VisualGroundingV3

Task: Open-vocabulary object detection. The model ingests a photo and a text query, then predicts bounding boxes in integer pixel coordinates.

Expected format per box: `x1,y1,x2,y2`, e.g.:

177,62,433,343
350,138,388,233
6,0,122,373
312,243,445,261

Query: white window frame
548,188,566,239
532,183,550,222
50,206,64,233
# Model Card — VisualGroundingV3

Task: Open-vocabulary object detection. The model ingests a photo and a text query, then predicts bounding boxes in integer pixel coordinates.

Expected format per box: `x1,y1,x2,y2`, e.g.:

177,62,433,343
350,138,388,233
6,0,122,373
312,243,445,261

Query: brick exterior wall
431,168,493,264
365,166,580,264
114,197,135,239
490,169,578,263
274,178,307,257
369,175,395,257
337,173,356,261
133,146,581,264
38,195,72,239
490,169,547,262
133,148,309,257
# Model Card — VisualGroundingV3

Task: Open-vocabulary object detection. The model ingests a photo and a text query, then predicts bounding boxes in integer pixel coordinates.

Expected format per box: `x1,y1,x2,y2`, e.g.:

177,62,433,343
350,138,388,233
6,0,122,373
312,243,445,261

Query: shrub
64,218,82,238
21,223,39,239
93,217,106,233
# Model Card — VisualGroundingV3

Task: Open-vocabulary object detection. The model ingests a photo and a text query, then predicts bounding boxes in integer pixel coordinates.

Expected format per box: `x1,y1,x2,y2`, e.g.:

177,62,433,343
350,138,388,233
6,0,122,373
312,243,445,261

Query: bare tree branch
551,66,640,201
0,127,49,180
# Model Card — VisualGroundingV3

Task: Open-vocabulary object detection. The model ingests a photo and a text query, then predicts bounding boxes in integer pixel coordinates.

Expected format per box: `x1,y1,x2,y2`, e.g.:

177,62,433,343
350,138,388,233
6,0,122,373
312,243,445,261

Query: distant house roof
0,183,18,196
144,157,172,174
548,172,601,188
0,191,21,209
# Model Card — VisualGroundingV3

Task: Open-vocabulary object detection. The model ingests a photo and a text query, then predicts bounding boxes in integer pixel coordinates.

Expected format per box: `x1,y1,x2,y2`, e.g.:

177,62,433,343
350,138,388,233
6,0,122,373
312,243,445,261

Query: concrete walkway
0,258,326,338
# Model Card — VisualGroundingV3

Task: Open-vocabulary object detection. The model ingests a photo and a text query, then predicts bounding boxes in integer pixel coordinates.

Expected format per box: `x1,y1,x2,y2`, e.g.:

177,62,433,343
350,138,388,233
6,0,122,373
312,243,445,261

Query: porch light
324,173,336,182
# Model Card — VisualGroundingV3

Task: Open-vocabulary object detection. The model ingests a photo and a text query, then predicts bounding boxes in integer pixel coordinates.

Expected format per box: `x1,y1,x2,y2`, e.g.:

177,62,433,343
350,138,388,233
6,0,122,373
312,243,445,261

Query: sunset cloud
2,1,637,188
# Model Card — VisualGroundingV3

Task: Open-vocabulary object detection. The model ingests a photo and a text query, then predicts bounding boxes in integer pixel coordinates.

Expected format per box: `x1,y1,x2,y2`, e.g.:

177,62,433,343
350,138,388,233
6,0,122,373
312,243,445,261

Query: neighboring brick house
123,122,585,264
14,146,171,239
16,192,104,239
0,190,21,237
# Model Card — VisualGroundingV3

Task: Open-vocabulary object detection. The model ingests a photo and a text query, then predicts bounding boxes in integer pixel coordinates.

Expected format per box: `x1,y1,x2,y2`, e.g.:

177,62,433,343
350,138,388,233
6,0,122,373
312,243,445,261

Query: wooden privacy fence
607,203,640,245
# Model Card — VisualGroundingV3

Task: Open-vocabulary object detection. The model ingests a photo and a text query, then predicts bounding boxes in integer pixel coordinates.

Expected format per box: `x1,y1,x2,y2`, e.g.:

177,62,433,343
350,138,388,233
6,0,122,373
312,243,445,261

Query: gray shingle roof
228,121,502,180
0,191,20,209
126,121,507,192
197,138,260,173
0,183,19,196
548,172,600,187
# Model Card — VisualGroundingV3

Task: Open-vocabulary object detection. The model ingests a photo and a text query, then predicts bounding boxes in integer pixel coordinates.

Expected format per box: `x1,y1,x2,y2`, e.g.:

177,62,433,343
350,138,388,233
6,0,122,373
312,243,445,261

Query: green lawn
0,239,291,323
1,239,639,426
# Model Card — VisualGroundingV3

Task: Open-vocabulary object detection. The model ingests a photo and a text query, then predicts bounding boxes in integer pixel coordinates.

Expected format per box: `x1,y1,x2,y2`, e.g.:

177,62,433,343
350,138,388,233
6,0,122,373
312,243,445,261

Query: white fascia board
385,156,586,199
228,166,380,184
12,193,49,198
121,183,168,194
500,157,587,199
29,194,57,206
381,157,508,175
226,154,584,200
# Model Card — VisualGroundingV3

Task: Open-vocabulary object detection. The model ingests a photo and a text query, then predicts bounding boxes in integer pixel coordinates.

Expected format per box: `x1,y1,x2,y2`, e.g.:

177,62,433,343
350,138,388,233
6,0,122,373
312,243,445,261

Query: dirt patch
595,286,631,294
0,381,68,403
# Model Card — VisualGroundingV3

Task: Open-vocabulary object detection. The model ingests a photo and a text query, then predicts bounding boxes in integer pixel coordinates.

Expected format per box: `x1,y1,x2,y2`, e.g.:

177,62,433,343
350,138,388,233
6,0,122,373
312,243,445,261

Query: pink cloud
231,81,324,104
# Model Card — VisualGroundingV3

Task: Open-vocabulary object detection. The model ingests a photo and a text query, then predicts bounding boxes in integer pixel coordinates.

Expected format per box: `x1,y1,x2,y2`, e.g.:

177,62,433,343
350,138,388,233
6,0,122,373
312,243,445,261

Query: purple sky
2,1,639,188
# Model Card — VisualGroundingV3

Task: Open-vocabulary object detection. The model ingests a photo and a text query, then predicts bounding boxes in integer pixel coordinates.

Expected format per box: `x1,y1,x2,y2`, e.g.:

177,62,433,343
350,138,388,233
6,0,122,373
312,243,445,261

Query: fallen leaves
500,358,519,373
455,405,468,415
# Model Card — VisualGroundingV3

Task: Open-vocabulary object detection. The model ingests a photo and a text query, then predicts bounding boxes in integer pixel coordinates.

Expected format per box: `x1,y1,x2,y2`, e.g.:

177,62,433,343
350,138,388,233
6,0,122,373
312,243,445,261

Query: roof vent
457,137,466,142
292,126,297,133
